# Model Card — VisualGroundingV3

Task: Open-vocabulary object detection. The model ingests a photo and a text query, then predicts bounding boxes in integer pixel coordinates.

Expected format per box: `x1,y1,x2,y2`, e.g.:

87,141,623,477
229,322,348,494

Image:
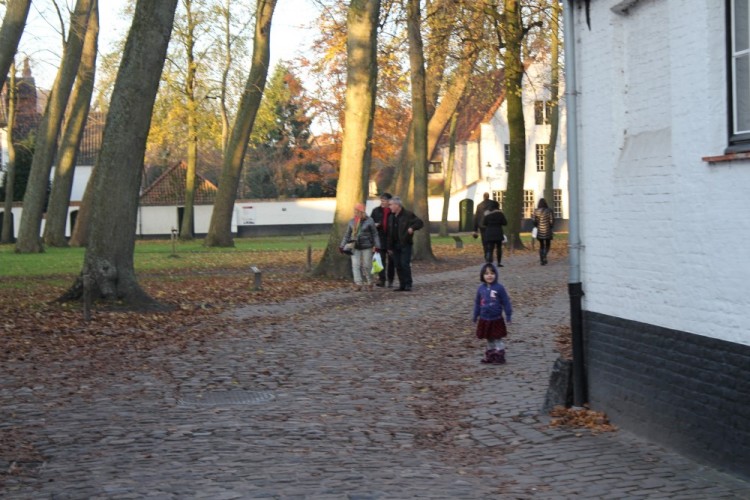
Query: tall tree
204,0,277,247
0,0,32,93
543,0,560,204
313,0,381,278
1,60,18,244
178,0,202,240
15,0,94,253
488,0,526,249
61,0,179,308
406,0,434,260
44,0,100,247
438,111,457,237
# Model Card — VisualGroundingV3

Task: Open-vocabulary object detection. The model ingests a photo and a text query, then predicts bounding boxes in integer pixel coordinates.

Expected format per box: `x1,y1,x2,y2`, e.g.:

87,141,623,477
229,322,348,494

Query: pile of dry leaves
548,405,618,434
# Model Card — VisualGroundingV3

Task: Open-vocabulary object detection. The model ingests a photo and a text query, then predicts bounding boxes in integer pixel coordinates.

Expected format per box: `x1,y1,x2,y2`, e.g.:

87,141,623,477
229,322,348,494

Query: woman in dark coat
483,200,507,267
533,198,555,265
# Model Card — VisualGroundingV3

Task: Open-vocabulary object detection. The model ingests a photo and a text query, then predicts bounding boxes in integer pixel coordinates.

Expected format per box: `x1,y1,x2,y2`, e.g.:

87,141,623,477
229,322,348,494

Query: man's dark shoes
375,281,385,287
394,286,411,292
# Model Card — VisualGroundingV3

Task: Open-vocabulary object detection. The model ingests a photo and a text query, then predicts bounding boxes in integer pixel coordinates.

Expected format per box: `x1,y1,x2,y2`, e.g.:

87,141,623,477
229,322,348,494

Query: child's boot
481,349,494,364
492,349,506,364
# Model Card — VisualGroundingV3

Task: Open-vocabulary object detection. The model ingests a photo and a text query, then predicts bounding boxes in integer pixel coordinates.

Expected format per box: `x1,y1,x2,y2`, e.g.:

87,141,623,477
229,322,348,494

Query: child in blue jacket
473,263,513,364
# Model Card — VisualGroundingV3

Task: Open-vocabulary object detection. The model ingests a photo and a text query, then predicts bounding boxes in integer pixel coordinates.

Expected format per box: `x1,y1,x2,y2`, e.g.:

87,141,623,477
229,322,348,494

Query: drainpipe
564,0,587,407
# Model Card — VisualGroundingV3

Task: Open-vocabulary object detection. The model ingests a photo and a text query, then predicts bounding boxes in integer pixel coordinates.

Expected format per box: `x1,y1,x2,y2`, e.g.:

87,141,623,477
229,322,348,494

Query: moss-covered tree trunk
180,0,199,241
439,112,458,237
501,0,527,249
205,0,277,247
44,1,99,247
314,0,381,278
15,0,93,253
0,0,31,93
544,0,561,205
60,0,179,310
407,0,434,261
1,61,18,244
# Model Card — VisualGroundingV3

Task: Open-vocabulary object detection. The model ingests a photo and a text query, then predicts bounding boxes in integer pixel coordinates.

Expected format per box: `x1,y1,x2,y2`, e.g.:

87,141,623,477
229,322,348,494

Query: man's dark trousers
392,244,413,290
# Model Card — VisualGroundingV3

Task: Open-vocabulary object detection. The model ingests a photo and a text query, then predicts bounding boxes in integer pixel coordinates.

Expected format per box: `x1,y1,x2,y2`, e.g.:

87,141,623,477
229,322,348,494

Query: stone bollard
542,357,574,413
250,266,262,291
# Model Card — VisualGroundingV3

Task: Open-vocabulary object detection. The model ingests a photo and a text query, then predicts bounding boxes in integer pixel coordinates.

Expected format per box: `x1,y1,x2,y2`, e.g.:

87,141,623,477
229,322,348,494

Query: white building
567,0,750,476
435,60,568,228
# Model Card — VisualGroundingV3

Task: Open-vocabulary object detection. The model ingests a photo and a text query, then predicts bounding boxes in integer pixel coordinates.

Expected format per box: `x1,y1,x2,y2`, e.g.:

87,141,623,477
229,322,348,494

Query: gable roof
433,69,506,159
139,161,218,206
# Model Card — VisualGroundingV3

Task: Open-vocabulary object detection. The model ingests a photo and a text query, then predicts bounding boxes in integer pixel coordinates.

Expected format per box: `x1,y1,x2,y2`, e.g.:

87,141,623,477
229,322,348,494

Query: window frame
728,0,750,152
553,189,563,219
535,144,547,171
523,190,535,219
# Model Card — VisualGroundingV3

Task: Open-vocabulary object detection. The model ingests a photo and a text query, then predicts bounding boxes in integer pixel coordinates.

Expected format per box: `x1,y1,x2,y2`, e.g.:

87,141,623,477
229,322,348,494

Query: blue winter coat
473,264,512,323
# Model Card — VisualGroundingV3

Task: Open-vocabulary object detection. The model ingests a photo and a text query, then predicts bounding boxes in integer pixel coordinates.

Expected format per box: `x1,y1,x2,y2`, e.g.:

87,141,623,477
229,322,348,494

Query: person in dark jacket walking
386,196,424,291
483,200,507,267
473,263,513,364
533,198,555,265
370,193,395,287
472,192,492,259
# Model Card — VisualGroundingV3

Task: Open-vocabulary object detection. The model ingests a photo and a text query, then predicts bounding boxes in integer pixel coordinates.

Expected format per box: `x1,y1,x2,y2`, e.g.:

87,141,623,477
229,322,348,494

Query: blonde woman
340,203,380,290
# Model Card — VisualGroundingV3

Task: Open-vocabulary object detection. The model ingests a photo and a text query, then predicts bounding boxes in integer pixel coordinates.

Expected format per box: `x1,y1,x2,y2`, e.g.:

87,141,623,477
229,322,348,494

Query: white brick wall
575,1,750,346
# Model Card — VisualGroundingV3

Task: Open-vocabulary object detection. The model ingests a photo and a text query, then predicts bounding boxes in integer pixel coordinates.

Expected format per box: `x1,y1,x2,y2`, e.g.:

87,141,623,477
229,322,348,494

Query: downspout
564,0,587,406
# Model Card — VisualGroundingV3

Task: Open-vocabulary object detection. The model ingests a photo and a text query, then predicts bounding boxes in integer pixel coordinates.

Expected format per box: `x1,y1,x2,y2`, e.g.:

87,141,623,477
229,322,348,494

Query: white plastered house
433,60,568,231
566,0,750,477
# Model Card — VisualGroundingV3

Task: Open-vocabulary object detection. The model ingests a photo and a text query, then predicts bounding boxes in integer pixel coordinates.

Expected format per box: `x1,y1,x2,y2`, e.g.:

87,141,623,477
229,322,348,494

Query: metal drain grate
178,390,275,407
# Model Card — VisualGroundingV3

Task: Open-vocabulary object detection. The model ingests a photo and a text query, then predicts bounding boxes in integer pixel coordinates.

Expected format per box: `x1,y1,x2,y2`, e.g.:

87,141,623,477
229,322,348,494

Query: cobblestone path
2,250,749,498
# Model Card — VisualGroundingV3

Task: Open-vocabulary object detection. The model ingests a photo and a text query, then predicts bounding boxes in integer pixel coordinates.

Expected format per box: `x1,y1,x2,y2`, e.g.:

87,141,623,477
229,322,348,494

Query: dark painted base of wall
236,224,331,238
583,311,750,480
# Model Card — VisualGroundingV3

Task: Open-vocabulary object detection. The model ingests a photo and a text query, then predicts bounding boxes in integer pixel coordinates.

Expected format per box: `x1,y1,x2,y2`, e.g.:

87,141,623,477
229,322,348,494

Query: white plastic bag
531,227,538,239
371,252,384,274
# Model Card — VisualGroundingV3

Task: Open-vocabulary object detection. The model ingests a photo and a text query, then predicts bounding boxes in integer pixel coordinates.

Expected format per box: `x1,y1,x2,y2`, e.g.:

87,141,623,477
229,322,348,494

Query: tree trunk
392,43,478,204
219,0,232,154
44,1,99,247
544,0,560,205
501,0,527,249
180,0,198,241
313,0,381,278
15,0,94,253
60,0,179,310
67,162,95,247
1,61,18,244
427,44,477,159
0,0,32,93
205,0,277,248
407,0,434,261
439,112,457,237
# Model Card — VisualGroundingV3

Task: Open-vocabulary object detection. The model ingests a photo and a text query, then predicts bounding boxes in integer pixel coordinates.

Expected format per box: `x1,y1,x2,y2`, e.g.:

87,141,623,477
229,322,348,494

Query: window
523,190,535,218
504,144,510,171
729,0,750,151
536,144,548,171
492,190,507,209
534,100,552,125
553,189,563,218
428,161,442,174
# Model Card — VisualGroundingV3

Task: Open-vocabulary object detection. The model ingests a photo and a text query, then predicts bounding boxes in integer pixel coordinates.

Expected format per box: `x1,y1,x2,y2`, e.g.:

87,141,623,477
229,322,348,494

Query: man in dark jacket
370,192,395,287
473,192,492,260
387,196,424,291
483,200,508,267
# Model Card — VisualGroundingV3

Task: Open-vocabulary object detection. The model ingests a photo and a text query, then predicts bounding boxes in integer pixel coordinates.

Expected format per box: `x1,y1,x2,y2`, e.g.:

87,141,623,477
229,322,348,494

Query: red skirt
476,318,508,340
